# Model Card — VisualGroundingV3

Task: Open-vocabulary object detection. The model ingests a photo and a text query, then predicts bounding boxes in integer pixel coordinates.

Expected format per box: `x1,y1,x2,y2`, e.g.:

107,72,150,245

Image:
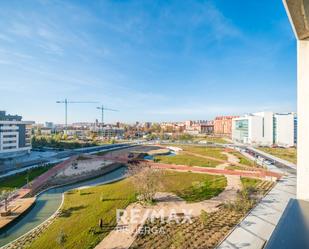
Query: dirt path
221,151,240,165
95,169,242,249
215,152,240,169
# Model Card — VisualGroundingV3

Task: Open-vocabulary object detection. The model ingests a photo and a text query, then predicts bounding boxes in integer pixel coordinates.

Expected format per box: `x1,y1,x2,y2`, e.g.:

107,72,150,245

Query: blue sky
0,0,296,124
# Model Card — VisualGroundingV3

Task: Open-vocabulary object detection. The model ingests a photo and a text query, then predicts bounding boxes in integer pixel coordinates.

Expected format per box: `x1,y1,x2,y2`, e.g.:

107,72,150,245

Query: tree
0,190,12,213
54,133,62,142
146,133,158,141
127,162,163,204
62,134,68,140
150,123,161,133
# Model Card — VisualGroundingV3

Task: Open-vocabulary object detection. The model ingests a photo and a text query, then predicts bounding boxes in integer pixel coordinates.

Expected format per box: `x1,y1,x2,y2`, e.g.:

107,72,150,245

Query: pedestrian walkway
0,196,36,231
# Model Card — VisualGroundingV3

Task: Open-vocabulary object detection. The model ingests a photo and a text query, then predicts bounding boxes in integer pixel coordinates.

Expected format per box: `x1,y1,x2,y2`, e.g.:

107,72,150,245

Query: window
3,141,15,144
3,134,17,138
3,146,17,150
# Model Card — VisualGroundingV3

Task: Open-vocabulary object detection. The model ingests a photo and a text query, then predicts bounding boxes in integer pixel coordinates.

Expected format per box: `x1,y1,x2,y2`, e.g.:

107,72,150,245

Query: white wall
248,112,273,146
275,114,295,147
255,112,274,145
297,40,309,200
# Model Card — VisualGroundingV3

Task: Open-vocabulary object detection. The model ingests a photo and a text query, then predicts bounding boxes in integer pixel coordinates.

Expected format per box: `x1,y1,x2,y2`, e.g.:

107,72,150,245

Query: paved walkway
217,150,296,249
0,197,36,230
222,151,240,165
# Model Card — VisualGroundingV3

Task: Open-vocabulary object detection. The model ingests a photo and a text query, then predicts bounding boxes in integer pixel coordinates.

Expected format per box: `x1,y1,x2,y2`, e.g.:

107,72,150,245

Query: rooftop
0,111,22,122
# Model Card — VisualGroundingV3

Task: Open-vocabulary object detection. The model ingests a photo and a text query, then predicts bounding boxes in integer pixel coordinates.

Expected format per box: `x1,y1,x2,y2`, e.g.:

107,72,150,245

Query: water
0,167,126,247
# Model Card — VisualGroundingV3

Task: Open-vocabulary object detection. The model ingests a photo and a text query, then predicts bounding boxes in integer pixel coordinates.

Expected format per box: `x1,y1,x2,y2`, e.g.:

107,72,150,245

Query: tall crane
96,105,118,134
56,98,99,134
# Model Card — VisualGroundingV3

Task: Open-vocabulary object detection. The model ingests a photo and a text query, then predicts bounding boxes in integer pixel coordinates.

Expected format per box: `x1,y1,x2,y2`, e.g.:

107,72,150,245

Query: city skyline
0,0,296,123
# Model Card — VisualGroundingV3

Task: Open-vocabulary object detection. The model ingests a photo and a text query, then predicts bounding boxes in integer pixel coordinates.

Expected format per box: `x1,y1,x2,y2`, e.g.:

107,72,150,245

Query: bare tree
127,162,163,204
1,190,13,213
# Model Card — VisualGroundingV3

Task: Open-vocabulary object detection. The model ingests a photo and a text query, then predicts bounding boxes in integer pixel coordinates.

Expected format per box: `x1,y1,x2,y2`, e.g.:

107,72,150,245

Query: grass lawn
159,171,227,202
230,151,255,166
28,179,136,249
226,165,254,171
258,147,297,164
0,165,53,192
177,146,228,161
194,136,228,144
28,171,227,249
240,177,261,189
155,154,220,167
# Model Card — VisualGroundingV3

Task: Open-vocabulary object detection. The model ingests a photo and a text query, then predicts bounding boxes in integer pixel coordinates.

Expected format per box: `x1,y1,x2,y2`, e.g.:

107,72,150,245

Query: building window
2,146,17,150
2,135,17,138
2,141,15,144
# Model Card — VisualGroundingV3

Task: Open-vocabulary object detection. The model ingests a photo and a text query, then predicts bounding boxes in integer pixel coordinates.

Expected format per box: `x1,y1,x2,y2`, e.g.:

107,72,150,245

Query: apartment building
214,116,239,137
185,120,214,135
161,122,185,133
274,113,297,147
100,127,125,139
0,111,34,159
232,112,297,147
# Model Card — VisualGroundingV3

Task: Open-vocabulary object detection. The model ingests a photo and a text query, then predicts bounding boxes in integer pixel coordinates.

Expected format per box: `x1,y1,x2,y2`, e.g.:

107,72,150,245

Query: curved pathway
222,151,240,165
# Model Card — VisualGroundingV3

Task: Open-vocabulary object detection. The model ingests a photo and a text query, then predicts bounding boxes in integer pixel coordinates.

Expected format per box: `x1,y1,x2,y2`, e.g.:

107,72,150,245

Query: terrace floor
264,199,309,249
217,151,296,249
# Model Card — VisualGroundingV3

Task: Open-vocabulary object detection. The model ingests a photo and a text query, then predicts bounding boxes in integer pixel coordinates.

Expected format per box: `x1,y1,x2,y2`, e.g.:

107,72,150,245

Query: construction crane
96,105,118,134
56,98,99,134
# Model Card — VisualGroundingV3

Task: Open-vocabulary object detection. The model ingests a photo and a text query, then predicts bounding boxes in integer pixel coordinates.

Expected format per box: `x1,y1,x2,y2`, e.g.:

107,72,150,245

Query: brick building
214,116,239,137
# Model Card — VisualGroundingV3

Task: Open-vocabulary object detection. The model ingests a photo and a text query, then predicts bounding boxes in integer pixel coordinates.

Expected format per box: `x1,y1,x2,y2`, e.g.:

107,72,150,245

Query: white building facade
274,113,297,147
0,111,34,159
232,112,296,147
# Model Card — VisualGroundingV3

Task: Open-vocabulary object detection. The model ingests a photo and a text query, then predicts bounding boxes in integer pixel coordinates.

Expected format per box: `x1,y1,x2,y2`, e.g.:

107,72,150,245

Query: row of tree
31,136,99,150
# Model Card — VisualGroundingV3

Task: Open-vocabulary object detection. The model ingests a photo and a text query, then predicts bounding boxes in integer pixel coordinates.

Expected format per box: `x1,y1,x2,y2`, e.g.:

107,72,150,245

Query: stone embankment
2,211,60,249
